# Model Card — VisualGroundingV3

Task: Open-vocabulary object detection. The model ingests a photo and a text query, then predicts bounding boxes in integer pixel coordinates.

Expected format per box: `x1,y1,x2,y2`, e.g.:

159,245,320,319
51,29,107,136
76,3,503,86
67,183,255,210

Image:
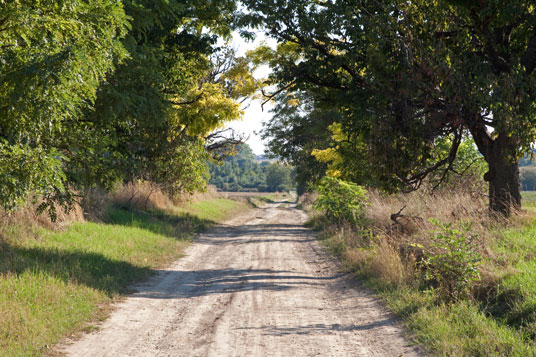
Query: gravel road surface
60,202,420,356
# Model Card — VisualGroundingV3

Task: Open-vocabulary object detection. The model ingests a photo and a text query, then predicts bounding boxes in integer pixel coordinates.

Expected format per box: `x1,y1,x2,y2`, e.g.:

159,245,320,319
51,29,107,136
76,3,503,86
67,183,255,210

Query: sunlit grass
0,198,249,356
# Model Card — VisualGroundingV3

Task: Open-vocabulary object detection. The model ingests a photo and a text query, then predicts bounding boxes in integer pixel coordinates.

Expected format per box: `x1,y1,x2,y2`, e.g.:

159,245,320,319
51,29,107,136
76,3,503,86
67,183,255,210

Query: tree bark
483,136,521,216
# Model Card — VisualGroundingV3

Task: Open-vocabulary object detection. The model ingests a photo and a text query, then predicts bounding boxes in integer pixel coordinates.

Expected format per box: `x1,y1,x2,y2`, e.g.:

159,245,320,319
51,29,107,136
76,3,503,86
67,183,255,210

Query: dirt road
61,202,420,356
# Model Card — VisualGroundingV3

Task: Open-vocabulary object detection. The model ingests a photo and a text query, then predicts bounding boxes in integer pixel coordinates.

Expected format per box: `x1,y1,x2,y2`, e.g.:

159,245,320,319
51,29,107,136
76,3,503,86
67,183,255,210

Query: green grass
311,192,536,356
176,198,249,222
0,198,249,356
522,191,536,211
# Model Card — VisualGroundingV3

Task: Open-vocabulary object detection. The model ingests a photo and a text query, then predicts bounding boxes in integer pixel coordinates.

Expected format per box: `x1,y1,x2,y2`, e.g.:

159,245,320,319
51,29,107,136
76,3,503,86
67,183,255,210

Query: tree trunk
483,137,521,216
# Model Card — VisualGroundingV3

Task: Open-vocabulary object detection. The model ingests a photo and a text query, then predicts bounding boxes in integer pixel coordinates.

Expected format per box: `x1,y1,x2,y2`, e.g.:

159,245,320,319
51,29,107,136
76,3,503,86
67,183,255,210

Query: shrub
314,176,368,226
276,184,291,192
422,220,482,302
256,184,268,192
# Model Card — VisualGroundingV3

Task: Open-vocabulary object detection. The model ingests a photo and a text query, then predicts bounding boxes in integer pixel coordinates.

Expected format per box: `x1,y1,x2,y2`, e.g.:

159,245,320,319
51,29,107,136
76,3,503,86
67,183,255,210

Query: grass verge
0,198,249,356
306,190,536,356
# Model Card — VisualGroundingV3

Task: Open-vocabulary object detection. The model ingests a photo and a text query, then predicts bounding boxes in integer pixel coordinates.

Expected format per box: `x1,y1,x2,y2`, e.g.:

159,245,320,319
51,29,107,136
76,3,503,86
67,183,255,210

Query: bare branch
205,128,247,161
260,81,296,110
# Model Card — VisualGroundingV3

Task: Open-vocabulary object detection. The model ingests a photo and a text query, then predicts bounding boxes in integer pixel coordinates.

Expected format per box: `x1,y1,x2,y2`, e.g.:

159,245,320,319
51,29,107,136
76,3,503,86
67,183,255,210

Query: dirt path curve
60,202,421,356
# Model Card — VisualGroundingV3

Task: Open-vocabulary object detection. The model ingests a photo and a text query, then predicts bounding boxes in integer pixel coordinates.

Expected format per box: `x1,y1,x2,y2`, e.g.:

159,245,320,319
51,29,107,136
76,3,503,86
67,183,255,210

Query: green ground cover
0,198,249,356
313,192,536,356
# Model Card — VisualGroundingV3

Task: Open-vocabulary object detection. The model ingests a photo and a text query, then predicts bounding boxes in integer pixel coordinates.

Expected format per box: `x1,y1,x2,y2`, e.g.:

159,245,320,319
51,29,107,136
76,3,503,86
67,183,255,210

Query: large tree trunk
483,136,521,216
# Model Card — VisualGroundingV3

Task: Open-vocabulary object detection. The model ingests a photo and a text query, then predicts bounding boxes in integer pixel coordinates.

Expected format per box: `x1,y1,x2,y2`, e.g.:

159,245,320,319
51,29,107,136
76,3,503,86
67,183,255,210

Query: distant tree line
209,144,295,192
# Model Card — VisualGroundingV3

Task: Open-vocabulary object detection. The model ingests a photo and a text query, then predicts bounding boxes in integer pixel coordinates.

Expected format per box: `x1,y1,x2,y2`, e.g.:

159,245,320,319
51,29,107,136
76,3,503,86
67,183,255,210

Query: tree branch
260,81,296,110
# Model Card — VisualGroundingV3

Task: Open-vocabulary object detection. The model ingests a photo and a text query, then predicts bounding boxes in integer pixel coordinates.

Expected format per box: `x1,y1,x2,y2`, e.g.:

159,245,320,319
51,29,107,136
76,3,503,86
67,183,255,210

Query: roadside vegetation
0,183,251,356
302,177,536,355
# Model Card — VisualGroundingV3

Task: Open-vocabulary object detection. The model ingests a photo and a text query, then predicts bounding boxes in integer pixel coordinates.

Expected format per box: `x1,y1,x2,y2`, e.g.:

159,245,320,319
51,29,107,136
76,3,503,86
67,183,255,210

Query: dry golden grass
319,185,525,289
297,192,319,210
0,198,85,232
366,188,489,234
0,182,227,237
110,181,175,211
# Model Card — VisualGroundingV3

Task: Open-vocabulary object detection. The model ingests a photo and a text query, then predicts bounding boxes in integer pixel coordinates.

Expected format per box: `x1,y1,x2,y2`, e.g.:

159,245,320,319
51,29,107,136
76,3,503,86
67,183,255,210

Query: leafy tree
261,91,334,194
76,0,254,196
265,163,293,192
242,0,536,215
0,0,129,212
1,0,259,213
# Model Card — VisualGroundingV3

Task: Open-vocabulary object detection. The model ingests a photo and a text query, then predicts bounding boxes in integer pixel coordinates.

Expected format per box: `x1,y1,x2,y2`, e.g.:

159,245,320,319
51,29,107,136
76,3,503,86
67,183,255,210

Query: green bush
257,184,268,192
276,184,291,192
423,220,482,302
314,176,368,225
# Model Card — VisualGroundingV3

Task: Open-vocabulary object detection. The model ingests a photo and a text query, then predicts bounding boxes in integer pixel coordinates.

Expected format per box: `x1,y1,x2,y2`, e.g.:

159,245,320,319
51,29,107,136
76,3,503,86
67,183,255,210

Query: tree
0,0,129,212
209,143,267,191
242,0,536,216
76,0,254,196
265,163,293,192
1,0,260,213
261,91,334,194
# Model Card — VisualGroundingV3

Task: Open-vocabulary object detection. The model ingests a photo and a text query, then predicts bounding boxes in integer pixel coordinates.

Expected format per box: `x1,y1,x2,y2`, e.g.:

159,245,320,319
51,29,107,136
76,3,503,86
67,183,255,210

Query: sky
223,32,277,155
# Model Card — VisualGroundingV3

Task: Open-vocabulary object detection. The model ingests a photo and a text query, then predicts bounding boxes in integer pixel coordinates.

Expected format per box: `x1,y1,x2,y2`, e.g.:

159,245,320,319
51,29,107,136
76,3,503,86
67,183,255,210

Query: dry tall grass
0,198,85,232
0,181,224,239
110,181,224,211
313,184,525,294
110,181,175,211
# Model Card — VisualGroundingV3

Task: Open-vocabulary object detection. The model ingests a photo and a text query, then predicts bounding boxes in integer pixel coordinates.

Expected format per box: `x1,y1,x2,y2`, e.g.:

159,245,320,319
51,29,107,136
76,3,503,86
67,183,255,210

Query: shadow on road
236,319,399,336
132,268,345,300
197,223,313,246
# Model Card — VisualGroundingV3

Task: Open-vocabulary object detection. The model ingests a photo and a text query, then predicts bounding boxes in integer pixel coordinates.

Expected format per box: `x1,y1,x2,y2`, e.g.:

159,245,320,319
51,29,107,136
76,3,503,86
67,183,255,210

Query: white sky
223,32,277,155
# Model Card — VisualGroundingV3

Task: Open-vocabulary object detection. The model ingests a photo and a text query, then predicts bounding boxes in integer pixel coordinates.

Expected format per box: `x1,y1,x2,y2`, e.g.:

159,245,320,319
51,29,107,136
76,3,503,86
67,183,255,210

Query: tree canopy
242,0,536,215
4,0,536,217
0,0,259,215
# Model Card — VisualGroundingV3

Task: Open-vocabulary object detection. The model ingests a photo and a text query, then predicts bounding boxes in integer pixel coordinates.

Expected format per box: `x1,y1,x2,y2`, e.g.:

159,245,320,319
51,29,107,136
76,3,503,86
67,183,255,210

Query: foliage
314,177,368,226
0,143,65,213
265,163,294,192
209,144,296,192
75,0,254,198
0,0,129,212
423,220,482,302
0,0,260,213
260,91,335,194
241,0,536,214
209,144,268,192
